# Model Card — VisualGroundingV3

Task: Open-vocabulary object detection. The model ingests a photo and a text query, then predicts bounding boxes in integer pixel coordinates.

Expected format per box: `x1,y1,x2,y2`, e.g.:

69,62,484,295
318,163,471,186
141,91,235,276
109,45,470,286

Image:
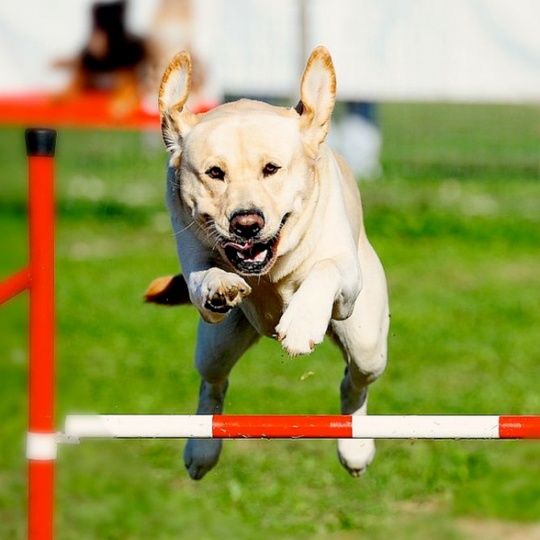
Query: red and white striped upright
26,128,57,540
0,128,57,540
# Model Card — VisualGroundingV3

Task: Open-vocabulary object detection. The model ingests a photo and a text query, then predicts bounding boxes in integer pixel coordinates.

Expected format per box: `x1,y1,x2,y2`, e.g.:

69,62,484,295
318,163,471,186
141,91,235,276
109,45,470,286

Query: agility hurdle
63,414,540,441
1,129,539,540
0,129,56,540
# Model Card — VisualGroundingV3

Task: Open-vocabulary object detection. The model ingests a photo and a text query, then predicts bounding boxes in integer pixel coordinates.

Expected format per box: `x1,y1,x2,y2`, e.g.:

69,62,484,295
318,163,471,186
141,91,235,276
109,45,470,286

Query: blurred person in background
52,0,148,118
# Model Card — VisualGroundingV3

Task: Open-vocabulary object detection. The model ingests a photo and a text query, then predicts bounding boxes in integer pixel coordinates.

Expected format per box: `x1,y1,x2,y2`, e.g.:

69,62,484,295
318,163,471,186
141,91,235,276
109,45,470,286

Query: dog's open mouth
221,215,289,275
222,239,276,274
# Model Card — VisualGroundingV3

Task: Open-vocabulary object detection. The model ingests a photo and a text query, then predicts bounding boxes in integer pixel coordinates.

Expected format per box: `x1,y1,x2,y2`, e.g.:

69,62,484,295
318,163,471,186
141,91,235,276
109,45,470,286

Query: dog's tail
144,274,191,306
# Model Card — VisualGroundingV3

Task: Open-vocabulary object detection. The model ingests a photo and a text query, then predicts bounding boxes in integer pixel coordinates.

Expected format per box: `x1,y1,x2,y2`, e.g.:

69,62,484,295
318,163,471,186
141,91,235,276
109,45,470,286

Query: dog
145,47,390,480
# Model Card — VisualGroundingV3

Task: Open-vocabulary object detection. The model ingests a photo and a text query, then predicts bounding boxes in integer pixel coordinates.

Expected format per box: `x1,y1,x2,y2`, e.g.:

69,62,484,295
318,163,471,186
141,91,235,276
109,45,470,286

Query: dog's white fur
154,47,389,479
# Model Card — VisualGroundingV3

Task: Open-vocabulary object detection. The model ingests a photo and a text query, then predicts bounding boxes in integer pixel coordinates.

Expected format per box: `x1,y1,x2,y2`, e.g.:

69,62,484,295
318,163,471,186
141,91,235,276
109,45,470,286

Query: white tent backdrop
2,0,540,102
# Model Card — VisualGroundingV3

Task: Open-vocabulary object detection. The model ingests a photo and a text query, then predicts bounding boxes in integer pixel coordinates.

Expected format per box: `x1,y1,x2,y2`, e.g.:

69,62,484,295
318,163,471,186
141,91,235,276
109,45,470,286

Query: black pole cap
25,128,57,157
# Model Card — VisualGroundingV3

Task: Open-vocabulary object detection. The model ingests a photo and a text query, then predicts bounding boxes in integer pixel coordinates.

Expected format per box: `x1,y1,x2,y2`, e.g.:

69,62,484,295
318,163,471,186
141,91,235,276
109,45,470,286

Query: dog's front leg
275,258,360,356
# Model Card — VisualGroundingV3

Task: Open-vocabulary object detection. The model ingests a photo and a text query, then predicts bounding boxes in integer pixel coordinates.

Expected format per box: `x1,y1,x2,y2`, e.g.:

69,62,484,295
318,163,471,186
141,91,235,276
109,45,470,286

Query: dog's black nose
229,210,265,239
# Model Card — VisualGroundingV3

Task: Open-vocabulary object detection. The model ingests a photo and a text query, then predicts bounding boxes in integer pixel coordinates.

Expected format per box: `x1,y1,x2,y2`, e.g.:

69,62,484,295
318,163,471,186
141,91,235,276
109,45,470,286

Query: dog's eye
205,166,225,180
262,163,281,177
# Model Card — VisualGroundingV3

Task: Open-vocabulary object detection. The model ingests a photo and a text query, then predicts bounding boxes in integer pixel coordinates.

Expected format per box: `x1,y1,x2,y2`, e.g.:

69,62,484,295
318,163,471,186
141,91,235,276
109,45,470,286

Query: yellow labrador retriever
146,47,389,480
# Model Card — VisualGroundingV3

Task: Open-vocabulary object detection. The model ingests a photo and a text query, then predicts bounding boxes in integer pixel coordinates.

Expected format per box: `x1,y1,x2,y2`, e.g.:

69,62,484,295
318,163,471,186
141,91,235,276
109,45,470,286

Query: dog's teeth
254,250,267,262
237,251,245,260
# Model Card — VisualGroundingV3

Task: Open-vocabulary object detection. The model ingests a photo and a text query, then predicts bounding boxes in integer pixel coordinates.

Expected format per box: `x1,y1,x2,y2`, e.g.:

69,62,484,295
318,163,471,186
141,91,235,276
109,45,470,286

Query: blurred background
3,0,540,175
1,1,539,539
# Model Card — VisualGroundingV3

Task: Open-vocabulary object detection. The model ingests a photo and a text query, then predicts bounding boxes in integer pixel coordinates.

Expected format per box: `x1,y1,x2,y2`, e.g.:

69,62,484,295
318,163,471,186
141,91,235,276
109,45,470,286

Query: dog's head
159,47,336,276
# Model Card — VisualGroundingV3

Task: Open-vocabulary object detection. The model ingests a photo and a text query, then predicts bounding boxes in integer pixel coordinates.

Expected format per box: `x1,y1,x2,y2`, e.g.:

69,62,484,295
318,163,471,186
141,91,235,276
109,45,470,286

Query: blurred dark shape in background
53,1,148,118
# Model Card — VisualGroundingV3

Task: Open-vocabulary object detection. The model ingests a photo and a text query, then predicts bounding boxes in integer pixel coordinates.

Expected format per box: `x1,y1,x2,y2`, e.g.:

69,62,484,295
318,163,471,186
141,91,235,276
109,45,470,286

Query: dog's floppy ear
159,51,199,158
296,46,336,156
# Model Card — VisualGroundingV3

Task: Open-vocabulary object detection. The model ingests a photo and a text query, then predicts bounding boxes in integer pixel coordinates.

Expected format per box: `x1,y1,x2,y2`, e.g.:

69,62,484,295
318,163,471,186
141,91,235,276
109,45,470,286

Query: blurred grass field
1,102,540,539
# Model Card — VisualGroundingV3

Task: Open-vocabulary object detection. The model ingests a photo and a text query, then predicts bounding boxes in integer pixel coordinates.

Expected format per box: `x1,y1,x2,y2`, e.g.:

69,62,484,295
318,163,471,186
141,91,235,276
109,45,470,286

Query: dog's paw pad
205,289,237,313
203,276,251,314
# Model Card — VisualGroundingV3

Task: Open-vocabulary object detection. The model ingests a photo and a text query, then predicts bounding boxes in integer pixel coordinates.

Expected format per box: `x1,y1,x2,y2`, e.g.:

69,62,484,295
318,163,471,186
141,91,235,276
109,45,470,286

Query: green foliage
1,102,540,539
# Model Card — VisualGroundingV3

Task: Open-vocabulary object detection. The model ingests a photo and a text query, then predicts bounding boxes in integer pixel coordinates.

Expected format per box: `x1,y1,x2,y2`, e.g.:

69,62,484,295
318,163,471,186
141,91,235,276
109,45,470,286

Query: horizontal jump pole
63,414,540,441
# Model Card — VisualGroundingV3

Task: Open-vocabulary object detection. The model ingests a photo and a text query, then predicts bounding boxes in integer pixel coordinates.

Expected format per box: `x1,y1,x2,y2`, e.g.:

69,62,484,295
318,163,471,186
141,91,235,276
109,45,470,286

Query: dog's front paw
198,270,251,322
275,303,329,357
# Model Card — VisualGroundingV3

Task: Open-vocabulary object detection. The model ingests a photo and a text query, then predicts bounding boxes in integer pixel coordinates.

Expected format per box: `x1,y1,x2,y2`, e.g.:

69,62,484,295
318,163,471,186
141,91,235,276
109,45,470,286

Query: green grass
1,102,540,539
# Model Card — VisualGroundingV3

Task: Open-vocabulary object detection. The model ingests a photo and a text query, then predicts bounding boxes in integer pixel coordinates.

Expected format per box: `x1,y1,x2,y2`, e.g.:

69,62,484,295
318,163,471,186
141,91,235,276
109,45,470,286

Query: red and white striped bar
63,414,540,441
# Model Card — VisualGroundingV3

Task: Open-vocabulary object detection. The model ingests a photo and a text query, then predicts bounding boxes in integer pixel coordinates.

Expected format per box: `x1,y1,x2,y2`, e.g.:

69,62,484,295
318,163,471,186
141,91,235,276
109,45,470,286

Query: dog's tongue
223,241,254,251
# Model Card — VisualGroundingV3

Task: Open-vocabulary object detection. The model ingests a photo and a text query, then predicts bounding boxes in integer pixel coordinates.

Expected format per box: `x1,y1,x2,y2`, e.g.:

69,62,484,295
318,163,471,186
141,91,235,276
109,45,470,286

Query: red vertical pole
25,128,57,540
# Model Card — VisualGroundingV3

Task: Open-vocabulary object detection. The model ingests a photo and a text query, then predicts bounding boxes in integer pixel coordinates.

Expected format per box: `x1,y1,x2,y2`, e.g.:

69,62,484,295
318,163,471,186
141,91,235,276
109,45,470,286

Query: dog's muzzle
221,214,290,275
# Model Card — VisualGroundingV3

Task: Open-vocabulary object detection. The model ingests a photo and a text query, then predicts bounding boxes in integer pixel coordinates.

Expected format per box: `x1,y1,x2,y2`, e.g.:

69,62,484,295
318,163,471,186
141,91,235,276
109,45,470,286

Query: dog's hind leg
184,308,259,480
329,247,389,477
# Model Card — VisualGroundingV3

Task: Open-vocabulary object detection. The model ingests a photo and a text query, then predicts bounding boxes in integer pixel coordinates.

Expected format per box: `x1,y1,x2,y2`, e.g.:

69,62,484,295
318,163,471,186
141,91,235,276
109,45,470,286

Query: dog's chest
240,278,295,336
